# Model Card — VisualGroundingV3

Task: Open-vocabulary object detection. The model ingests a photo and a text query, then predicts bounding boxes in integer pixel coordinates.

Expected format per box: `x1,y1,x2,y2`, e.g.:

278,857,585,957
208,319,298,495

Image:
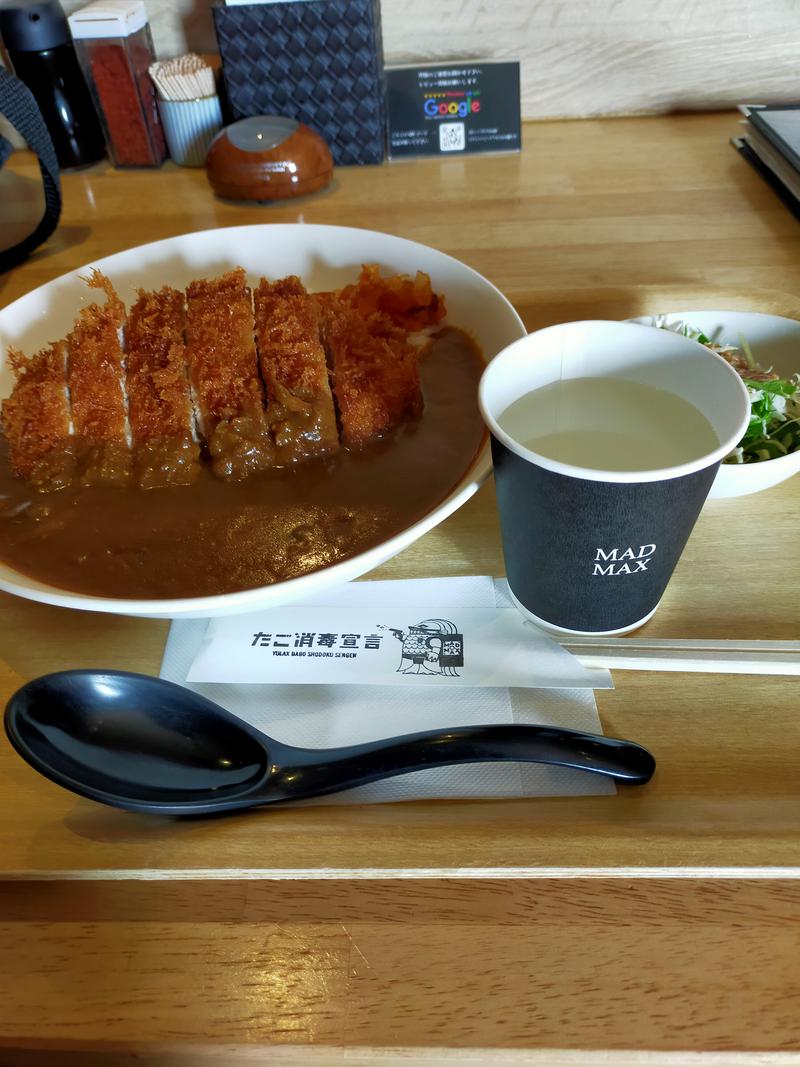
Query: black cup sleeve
491,436,719,632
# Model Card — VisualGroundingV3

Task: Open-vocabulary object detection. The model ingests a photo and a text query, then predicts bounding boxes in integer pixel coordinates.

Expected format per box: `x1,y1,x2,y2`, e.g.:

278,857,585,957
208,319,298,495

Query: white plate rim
0,223,526,617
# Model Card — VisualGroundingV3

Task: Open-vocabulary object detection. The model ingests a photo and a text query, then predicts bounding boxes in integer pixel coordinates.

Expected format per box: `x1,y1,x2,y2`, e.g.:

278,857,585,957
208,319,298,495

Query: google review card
385,60,521,159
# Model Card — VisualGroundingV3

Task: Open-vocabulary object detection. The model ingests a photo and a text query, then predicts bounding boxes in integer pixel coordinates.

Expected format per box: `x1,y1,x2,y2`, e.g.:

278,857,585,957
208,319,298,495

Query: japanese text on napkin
187,601,611,689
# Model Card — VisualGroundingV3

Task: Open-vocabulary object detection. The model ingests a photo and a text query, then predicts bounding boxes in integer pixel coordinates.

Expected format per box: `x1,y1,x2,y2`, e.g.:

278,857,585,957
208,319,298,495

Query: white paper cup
479,320,751,636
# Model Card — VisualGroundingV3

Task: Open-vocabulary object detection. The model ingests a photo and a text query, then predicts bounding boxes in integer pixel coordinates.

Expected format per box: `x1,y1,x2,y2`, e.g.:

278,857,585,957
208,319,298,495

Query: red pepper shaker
68,1,166,168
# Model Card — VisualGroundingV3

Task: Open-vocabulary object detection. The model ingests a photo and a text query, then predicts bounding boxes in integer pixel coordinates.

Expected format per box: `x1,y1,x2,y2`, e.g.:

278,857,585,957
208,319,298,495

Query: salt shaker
68,0,166,167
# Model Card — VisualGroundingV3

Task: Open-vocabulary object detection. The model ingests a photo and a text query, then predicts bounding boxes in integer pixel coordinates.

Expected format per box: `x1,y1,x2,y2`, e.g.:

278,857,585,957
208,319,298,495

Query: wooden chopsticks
559,637,800,675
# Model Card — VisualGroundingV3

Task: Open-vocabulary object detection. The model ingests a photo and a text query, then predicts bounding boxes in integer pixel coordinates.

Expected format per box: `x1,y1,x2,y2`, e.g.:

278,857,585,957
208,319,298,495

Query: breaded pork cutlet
67,270,131,485
337,264,447,333
185,269,272,479
323,303,423,447
1,340,75,491
126,286,200,489
254,276,339,462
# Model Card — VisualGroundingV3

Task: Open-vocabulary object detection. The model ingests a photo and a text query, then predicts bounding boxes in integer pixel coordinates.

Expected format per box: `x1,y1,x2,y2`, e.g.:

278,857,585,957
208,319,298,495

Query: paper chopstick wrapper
187,604,611,689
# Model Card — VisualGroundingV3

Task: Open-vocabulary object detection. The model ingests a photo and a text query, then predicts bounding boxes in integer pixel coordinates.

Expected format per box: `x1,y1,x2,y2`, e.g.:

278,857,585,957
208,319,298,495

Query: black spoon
4,670,656,815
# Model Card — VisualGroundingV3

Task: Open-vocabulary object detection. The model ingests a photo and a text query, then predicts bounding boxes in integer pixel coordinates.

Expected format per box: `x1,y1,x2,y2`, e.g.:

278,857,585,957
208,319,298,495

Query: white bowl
628,311,800,498
0,224,526,617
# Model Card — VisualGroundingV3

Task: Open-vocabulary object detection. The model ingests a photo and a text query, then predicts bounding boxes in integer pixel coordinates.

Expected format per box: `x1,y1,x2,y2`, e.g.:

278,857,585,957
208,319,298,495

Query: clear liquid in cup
498,377,719,472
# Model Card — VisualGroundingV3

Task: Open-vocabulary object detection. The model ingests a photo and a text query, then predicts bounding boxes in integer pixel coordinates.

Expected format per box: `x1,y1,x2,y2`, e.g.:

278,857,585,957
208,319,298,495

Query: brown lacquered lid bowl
205,116,334,201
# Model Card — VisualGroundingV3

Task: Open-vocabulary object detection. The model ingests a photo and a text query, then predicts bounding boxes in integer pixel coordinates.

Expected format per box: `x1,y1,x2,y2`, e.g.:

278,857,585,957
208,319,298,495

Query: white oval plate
0,224,526,617
628,310,800,498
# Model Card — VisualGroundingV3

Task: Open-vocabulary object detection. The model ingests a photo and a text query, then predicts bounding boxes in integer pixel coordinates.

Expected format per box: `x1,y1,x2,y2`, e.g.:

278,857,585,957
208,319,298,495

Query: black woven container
212,0,385,166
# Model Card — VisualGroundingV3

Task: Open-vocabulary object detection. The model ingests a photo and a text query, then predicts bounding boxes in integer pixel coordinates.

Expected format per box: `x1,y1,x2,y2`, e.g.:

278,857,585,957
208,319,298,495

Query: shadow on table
0,170,92,298
1,225,92,294
727,141,800,233
61,802,243,844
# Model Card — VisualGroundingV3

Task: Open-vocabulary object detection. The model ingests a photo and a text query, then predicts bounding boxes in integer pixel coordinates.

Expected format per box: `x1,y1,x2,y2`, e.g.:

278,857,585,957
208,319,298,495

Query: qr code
439,122,465,152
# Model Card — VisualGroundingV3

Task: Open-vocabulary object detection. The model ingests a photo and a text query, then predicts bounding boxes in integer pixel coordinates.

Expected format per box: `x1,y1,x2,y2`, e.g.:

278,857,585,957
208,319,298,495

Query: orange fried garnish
337,264,446,332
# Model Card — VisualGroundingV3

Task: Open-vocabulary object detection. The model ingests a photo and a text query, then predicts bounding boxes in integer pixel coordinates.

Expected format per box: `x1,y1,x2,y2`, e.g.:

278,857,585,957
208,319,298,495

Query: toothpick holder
157,94,223,167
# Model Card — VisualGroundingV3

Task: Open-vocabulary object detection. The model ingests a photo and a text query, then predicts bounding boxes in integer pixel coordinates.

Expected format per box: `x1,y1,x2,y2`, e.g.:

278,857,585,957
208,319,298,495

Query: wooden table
1,112,799,1062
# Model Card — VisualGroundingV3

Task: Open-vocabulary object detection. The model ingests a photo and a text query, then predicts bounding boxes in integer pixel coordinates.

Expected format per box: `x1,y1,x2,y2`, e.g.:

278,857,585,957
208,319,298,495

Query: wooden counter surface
0,112,798,1060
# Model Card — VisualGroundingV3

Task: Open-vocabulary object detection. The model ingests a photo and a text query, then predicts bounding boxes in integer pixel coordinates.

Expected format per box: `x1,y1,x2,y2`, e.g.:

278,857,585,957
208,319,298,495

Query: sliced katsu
1,263,446,491
1,340,75,491
66,270,131,485
337,263,447,333
323,302,423,447
185,268,273,480
254,275,339,463
125,286,200,489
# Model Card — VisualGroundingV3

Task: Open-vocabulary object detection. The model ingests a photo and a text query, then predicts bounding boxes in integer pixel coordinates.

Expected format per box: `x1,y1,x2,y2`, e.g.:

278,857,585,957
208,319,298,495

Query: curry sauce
0,328,486,599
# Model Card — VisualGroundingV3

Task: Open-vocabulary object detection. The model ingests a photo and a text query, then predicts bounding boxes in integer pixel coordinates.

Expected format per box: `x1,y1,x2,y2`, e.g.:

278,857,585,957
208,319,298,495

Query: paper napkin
160,576,616,803
187,599,612,690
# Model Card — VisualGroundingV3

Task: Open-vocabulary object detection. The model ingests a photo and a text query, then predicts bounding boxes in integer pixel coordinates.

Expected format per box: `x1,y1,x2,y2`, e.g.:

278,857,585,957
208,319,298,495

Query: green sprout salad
656,319,800,465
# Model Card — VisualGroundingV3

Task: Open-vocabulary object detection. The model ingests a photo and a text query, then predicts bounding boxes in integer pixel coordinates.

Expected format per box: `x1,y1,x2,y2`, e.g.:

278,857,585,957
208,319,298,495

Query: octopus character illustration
380,618,464,676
